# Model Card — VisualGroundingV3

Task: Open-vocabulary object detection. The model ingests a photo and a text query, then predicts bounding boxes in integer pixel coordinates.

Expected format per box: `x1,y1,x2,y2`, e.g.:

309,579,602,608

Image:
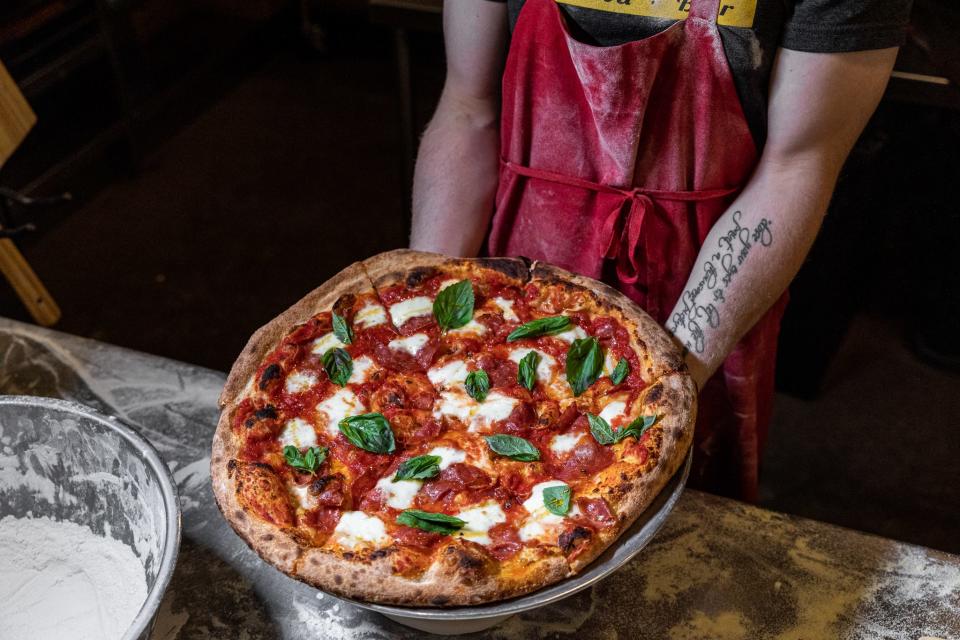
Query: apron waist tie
501,159,739,284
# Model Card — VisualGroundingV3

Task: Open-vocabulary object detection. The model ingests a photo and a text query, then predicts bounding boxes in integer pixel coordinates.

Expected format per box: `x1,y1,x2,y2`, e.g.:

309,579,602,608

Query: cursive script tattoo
668,211,774,354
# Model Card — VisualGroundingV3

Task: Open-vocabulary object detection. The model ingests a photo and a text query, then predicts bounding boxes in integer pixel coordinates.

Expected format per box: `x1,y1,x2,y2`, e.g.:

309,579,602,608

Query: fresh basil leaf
394,455,442,481
322,347,353,387
616,415,659,442
396,509,466,535
484,434,540,462
283,445,328,474
465,370,490,402
433,280,475,330
518,350,539,391
610,358,629,385
338,413,396,454
587,413,616,445
506,316,571,342
543,485,572,516
566,337,603,396
332,312,354,345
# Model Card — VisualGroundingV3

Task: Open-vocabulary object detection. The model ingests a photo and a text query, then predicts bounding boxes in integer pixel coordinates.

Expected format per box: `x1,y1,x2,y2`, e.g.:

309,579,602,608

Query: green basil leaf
587,413,615,445
396,509,466,535
506,316,571,342
543,485,572,516
615,415,659,442
518,350,539,391
433,280,475,330
322,347,353,387
566,337,603,397
283,445,328,474
484,434,540,462
332,312,354,345
465,370,490,402
394,455,442,481
610,358,629,385
338,413,396,454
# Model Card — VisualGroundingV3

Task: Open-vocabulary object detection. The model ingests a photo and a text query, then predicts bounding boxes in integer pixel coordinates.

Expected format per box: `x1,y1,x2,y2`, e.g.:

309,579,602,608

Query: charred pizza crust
211,249,695,606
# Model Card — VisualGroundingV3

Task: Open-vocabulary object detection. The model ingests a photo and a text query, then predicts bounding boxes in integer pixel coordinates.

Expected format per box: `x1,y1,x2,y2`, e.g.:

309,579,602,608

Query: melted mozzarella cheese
456,501,507,545
508,348,557,383
598,396,629,426
520,480,571,542
433,390,518,432
291,484,316,509
448,318,487,337
427,359,469,389
332,511,391,549
437,279,460,292
492,297,519,322
348,355,376,384
316,388,363,435
388,332,429,356
389,296,433,327
550,433,583,455
427,446,467,470
375,476,421,509
602,349,618,376
278,417,318,449
285,370,318,394
355,301,388,328
311,332,346,355
554,324,588,344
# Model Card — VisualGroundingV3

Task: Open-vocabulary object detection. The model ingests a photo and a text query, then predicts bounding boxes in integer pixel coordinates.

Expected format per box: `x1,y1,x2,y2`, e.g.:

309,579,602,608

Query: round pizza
211,250,695,606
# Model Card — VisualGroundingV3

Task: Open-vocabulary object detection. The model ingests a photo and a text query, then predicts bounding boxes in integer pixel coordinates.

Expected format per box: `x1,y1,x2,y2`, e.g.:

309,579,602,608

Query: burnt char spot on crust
261,534,274,542
254,405,278,421
431,596,451,606
558,527,592,555
259,364,281,390
369,548,390,560
334,575,343,585
645,382,664,404
440,544,493,585
406,267,437,288
475,257,532,282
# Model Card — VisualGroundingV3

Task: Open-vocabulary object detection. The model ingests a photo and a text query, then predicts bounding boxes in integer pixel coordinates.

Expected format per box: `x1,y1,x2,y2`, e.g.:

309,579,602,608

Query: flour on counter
0,516,148,640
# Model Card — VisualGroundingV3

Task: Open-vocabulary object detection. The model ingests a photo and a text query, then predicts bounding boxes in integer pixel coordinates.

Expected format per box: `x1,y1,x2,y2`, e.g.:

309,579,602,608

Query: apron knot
601,190,654,285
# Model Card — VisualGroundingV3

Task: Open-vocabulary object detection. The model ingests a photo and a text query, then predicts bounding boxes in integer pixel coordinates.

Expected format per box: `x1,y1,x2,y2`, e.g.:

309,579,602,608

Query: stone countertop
0,318,957,640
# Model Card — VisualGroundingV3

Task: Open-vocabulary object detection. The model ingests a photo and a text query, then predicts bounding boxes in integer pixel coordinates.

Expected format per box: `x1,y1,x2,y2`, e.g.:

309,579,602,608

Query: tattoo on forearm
667,211,774,354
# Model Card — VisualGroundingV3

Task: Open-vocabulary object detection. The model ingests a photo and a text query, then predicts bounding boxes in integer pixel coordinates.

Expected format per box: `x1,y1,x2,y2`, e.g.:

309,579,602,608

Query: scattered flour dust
0,515,148,640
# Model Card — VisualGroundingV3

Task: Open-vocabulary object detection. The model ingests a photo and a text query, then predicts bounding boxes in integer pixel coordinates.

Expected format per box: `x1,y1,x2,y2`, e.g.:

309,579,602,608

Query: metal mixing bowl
339,451,692,635
0,396,181,640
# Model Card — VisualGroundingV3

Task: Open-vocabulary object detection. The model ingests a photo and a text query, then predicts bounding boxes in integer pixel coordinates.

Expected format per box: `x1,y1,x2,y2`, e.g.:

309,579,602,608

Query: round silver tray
338,450,691,635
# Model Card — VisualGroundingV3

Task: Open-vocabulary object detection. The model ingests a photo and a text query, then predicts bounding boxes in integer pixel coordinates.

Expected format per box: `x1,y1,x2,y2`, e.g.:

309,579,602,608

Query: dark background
0,0,957,554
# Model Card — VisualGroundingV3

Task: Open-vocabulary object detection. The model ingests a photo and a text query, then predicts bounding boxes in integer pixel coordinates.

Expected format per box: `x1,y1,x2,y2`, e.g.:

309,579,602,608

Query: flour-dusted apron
488,0,788,500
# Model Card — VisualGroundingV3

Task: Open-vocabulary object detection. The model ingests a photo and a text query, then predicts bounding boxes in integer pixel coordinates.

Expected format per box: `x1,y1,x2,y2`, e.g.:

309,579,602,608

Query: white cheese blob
433,390,518,432
602,349,619,376
311,332,346,355
448,318,487,337
388,332,429,356
389,296,433,327
508,348,557,383
278,417,318,449
375,476,422,509
427,446,467,470
492,297,519,322
316,388,363,436
519,480,570,542
348,355,376,384
355,301,388,328
291,484,317,509
285,370,318,394
456,501,507,545
598,396,629,427
553,324,589,344
427,359,469,389
332,512,391,549
437,279,460,292
550,433,583,455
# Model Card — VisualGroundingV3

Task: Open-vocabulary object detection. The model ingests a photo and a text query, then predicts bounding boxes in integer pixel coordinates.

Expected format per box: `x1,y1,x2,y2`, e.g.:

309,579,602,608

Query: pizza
211,250,695,606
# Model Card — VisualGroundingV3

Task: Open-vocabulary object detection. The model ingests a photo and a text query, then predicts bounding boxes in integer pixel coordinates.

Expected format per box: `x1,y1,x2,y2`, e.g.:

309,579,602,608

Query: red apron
488,0,788,500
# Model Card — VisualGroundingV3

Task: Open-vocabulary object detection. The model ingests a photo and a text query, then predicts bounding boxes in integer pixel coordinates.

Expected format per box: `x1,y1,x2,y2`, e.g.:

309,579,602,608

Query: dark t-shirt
494,0,912,147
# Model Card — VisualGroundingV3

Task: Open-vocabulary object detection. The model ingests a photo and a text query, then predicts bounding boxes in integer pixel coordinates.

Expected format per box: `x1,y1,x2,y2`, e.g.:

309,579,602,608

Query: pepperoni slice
392,525,442,549
576,497,616,529
488,523,522,561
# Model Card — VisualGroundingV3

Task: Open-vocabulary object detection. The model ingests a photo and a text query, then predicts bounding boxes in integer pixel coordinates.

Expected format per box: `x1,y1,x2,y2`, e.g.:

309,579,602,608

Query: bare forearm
667,154,836,388
410,93,500,257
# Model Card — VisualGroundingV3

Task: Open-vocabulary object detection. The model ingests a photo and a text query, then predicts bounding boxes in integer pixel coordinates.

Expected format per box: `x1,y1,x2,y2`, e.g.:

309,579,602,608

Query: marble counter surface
0,318,957,640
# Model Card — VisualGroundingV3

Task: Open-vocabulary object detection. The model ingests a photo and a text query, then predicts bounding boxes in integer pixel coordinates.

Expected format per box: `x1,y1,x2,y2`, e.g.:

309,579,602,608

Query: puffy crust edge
361,248,532,290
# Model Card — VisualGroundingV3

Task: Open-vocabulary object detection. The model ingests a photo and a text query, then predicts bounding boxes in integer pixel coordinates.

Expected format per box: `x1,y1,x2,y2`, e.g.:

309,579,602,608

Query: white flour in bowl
0,515,148,640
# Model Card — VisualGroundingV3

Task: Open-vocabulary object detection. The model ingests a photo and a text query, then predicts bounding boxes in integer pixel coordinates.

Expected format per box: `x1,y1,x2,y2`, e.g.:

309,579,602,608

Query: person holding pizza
408,0,910,500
